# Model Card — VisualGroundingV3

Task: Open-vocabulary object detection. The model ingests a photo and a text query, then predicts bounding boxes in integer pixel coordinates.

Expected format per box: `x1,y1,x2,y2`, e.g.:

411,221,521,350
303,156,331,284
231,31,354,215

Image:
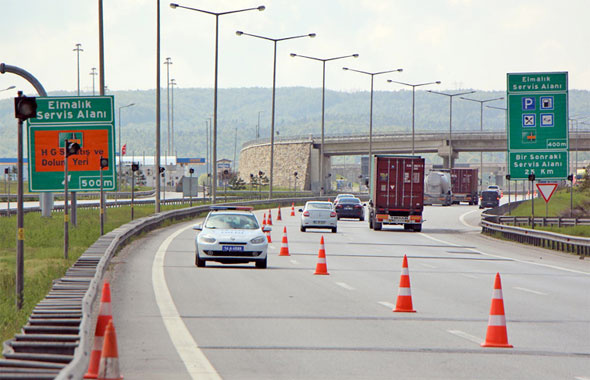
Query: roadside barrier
481,273,512,348
97,321,122,380
279,227,290,256
84,282,113,379
393,255,415,313
314,236,329,275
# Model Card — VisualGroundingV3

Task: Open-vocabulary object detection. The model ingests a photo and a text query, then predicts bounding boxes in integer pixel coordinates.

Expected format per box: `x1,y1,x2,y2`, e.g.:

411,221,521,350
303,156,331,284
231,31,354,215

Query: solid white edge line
289,259,299,265
419,233,590,276
152,224,222,380
459,209,481,229
447,330,482,345
378,301,395,309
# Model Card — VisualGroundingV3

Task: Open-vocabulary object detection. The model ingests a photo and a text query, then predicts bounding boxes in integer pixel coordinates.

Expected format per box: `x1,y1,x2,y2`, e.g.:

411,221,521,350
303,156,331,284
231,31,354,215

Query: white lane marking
459,209,481,228
447,330,482,345
378,301,395,309
420,263,436,269
152,225,221,380
335,282,355,291
290,259,299,265
574,377,590,380
513,286,548,296
461,274,478,279
419,233,590,276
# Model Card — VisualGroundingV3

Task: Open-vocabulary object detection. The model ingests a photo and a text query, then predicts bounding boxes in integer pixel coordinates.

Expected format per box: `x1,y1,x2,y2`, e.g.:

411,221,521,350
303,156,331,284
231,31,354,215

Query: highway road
108,203,590,379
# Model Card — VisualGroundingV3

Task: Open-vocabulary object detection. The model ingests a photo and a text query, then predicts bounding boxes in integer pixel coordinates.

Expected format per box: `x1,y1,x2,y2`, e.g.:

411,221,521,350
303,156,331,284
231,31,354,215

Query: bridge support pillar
438,146,458,169
309,147,332,194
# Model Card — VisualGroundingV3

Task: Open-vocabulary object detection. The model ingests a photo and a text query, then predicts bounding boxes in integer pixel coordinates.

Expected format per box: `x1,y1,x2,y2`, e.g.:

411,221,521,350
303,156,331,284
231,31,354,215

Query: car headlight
250,236,266,244
198,234,216,244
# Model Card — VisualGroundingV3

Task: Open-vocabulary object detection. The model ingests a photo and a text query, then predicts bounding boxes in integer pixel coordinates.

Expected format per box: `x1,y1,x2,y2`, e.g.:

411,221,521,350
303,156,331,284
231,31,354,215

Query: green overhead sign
27,96,116,192
507,72,568,180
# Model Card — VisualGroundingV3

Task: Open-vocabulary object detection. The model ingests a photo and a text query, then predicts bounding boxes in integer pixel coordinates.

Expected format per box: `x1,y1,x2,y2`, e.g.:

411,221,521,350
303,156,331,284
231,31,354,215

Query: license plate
344,207,352,210
313,220,326,224
222,245,244,252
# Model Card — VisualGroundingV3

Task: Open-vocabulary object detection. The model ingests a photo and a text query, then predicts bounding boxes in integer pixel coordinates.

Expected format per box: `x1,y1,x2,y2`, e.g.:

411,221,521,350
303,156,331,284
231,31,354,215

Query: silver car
299,201,338,233
193,206,271,268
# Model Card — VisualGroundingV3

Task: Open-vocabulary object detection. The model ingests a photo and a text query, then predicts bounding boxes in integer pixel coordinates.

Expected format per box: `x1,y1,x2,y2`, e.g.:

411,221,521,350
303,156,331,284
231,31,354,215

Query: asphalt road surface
108,203,590,380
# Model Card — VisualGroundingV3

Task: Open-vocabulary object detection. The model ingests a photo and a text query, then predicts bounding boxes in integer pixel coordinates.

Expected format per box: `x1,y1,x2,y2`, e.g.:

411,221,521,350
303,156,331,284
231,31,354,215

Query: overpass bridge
238,130,590,192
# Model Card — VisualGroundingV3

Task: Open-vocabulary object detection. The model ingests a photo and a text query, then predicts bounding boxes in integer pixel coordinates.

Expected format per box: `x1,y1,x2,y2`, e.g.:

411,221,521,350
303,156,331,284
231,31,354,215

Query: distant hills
1,87,589,165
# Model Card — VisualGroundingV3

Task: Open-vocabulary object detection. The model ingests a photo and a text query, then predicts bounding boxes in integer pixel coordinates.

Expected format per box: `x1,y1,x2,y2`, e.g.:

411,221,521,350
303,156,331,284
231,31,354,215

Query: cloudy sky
1,0,589,100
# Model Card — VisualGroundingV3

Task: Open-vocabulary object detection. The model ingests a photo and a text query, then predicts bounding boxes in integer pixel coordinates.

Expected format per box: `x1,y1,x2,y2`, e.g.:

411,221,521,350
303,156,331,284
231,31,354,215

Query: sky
1,0,590,100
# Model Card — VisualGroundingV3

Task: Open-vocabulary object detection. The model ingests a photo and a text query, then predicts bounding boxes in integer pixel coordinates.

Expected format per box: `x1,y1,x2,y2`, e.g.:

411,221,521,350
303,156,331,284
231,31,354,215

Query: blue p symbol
522,97,535,110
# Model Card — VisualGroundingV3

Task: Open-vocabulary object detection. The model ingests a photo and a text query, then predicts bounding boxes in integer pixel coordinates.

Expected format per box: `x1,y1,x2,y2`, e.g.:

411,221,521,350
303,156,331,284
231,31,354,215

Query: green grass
507,187,590,236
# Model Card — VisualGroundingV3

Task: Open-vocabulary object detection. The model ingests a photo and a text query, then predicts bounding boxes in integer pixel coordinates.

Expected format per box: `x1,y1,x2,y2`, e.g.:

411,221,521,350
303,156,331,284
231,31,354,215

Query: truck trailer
368,155,425,232
451,168,479,205
424,171,452,206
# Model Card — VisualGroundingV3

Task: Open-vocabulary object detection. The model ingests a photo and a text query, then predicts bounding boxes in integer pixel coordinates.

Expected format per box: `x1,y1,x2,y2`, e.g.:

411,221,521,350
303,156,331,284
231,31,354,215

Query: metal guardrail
481,219,590,256
0,196,332,379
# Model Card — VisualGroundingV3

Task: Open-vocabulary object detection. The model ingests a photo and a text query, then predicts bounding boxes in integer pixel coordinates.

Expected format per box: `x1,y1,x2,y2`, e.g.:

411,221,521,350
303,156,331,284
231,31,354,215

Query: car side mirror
193,224,202,231
298,209,303,212
262,225,272,232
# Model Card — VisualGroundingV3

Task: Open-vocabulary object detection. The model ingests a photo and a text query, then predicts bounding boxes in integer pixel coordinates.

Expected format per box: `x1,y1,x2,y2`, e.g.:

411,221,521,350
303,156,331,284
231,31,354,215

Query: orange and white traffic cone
266,228,272,243
314,236,329,275
262,213,267,227
393,255,416,313
267,209,273,225
290,203,295,217
481,273,513,348
277,207,282,221
279,226,290,256
84,282,113,379
97,320,123,380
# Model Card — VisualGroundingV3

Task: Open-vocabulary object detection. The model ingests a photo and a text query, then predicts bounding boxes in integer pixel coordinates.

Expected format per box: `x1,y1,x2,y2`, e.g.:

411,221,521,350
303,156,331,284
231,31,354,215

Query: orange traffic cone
97,320,122,380
262,213,267,227
84,282,113,379
266,228,272,243
314,236,329,275
279,226,290,256
481,273,513,348
267,209,273,225
277,207,282,221
290,203,295,217
393,255,416,312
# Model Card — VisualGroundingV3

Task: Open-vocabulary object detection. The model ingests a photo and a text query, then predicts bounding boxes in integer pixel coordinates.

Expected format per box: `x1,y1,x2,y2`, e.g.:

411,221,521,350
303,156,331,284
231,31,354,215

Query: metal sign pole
64,140,69,260
100,159,104,236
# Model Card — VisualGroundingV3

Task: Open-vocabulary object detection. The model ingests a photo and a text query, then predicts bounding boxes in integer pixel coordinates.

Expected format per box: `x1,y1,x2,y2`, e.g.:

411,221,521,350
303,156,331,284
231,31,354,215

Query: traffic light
189,168,194,174
65,140,81,157
294,171,298,177
100,157,109,169
159,167,165,174
3,168,8,175
14,95,37,121
505,174,511,180
567,174,574,181
131,163,139,172
528,174,536,181
258,170,264,177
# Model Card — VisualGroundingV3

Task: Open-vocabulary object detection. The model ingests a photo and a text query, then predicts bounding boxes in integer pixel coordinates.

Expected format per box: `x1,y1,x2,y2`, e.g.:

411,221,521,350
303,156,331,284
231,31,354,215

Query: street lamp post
460,96,504,197
236,31,315,199
118,103,135,192
290,53,359,195
486,104,508,189
256,110,264,139
170,78,177,156
427,90,475,190
90,67,97,96
170,3,265,203
164,57,172,156
387,80,441,155
341,67,403,186
73,43,83,96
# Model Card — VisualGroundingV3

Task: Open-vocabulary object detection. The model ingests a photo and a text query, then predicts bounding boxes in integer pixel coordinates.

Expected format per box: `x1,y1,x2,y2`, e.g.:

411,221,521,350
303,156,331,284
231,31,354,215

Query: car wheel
255,258,267,269
374,221,382,231
369,217,373,229
195,253,206,267
300,226,306,232
412,224,422,232
359,216,365,221
332,227,337,233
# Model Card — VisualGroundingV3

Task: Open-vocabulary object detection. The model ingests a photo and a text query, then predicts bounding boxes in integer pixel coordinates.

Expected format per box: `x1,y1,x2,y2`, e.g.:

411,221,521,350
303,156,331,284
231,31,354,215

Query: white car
487,185,503,197
299,201,338,233
193,206,270,268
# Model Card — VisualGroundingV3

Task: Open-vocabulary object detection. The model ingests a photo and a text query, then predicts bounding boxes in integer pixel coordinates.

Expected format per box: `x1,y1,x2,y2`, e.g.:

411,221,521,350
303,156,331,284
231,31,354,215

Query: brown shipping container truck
450,168,479,205
368,155,425,232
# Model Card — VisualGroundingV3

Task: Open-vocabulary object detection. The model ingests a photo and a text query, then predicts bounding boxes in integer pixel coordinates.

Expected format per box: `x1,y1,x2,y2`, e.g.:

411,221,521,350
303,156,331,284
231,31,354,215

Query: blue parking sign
522,97,535,110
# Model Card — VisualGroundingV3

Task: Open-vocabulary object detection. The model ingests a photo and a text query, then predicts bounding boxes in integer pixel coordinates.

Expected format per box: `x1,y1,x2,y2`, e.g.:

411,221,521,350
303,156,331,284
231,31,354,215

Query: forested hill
1,87,589,162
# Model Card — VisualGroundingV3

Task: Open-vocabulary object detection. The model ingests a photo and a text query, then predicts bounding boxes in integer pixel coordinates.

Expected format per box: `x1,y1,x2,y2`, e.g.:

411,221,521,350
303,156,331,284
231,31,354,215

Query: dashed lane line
335,282,355,291
513,287,548,296
447,330,482,345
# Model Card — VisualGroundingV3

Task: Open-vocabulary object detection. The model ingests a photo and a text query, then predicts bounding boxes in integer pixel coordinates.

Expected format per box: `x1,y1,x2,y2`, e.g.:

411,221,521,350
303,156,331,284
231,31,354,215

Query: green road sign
27,96,116,192
507,72,568,180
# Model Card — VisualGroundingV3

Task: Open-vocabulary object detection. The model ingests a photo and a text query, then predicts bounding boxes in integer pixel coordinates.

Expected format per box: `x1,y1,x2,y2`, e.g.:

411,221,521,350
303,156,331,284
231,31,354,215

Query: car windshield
204,214,259,229
306,202,333,210
339,198,360,204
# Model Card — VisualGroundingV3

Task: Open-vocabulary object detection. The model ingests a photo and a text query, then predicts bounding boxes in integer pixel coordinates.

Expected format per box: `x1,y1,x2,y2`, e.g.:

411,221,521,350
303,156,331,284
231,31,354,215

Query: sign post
507,72,568,181
536,183,558,217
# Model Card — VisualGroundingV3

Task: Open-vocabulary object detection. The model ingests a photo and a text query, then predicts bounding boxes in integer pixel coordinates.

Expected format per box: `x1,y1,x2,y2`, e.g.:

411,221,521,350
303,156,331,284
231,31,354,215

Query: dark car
479,190,500,209
334,197,365,220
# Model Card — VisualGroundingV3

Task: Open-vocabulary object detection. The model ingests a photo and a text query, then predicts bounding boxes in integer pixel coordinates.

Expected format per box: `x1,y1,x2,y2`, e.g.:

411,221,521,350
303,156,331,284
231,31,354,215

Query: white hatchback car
193,206,271,268
299,201,338,233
